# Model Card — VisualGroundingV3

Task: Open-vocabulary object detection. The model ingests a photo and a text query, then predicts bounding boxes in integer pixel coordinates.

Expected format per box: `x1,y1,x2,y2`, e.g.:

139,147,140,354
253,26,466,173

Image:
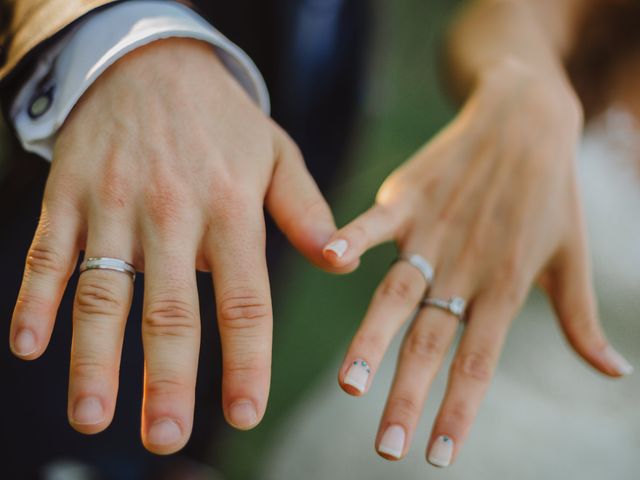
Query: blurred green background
216,1,459,478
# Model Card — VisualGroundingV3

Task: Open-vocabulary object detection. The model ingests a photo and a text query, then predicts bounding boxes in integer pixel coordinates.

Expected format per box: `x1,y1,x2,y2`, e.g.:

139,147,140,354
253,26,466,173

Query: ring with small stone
421,296,467,321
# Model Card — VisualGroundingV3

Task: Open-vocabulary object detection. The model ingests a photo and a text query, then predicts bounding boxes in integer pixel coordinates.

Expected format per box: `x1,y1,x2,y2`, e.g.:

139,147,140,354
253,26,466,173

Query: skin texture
323,58,632,465
8,38,356,455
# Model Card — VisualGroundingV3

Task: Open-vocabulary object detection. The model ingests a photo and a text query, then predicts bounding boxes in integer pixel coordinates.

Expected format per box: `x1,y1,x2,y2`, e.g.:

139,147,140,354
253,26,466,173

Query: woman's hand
9,38,347,454
322,59,633,467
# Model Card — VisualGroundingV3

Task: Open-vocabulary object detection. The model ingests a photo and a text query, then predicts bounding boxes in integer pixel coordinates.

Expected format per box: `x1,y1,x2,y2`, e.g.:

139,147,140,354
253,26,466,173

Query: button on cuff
28,86,54,119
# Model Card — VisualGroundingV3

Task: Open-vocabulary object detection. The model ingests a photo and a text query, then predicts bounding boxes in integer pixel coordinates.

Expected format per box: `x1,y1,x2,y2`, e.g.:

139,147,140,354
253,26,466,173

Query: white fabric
261,107,640,480
10,0,270,161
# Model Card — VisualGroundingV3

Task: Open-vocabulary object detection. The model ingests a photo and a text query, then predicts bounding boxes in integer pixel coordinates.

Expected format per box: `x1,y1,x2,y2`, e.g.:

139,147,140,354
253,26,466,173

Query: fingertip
377,424,407,461
594,345,634,377
340,382,367,397
226,399,262,430
323,239,349,260
10,328,43,360
340,358,371,396
427,435,455,468
143,418,189,455
69,396,111,435
322,238,363,268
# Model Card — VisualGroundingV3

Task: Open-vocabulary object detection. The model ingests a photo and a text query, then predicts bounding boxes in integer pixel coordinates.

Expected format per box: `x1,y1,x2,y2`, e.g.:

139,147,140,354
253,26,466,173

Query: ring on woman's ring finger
395,253,435,290
422,296,467,321
79,257,137,282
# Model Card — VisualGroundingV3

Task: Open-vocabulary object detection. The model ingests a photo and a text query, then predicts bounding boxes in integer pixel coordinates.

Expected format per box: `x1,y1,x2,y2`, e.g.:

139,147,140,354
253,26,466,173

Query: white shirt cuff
10,0,270,162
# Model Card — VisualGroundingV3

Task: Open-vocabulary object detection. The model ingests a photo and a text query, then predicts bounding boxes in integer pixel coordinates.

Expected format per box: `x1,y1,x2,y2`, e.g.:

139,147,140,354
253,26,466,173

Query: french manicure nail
72,396,105,425
13,328,37,356
428,435,454,468
602,346,634,375
378,424,405,459
148,418,182,446
228,400,258,429
344,359,371,393
324,239,348,259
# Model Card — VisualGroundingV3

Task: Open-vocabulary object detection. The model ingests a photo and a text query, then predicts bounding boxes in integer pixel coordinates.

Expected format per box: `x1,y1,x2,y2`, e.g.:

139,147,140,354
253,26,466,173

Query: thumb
542,236,633,377
265,127,357,273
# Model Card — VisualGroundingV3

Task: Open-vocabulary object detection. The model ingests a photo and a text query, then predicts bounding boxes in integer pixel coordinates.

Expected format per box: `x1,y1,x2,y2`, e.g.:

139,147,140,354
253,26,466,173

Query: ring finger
375,279,471,461
68,218,136,434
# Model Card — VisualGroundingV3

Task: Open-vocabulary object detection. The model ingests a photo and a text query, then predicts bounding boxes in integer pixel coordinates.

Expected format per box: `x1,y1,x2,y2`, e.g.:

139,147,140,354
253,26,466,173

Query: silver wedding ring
422,296,467,321
79,257,136,282
395,252,435,287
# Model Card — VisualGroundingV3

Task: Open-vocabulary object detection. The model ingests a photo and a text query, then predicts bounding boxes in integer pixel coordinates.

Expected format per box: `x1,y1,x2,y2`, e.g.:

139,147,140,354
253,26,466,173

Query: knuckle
144,298,198,338
44,171,82,208
419,175,442,202
75,278,124,317
14,292,50,317
145,375,189,398
211,187,260,225
71,357,109,380
25,243,66,277
352,331,387,357
143,175,192,233
491,269,529,311
218,290,271,330
225,356,266,380
453,351,494,383
300,197,331,223
386,396,420,418
96,170,132,210
561,306,602,345
377,276,418,305
347,222,369,247
404,329,446,360
440,399,471,427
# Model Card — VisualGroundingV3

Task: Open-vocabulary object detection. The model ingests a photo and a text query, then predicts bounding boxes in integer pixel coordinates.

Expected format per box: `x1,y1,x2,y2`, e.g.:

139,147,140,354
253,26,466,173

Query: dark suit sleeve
0,0,193,100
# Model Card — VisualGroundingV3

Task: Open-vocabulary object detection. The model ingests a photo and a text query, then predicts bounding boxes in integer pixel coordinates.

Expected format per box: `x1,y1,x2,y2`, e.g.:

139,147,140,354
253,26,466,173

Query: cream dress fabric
262,108,640,480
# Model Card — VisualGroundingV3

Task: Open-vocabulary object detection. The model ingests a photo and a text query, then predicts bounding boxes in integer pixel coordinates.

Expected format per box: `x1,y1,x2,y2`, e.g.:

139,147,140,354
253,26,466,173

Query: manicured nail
344,359,371,393
428,435,454,468
324,239,348,259
378,425,405,459
148,418,182,446
602,346,634,375
13,328,37,356
72,396,105,425
228,400,258,429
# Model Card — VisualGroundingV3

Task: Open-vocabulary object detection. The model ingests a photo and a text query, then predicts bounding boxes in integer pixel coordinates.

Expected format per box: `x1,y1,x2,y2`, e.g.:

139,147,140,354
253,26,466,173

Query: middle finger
140,233,201,455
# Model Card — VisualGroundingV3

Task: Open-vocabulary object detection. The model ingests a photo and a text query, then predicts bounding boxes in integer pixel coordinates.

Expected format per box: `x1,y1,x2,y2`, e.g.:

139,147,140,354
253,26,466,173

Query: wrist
474,56,584,133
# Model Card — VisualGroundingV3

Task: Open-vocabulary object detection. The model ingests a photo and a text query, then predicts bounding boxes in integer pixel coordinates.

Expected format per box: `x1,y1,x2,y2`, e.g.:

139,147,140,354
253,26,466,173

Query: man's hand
9,38,345,454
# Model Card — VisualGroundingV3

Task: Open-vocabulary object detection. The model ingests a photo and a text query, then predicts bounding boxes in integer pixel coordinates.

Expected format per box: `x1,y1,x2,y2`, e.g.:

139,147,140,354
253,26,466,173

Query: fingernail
602,346,634,375
428,435,454,468
378,424,405,459
344,359,371,393
148,418,182,446
228,400,258,429
72,396,105,425
324,239,348,259
13,328,37,356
